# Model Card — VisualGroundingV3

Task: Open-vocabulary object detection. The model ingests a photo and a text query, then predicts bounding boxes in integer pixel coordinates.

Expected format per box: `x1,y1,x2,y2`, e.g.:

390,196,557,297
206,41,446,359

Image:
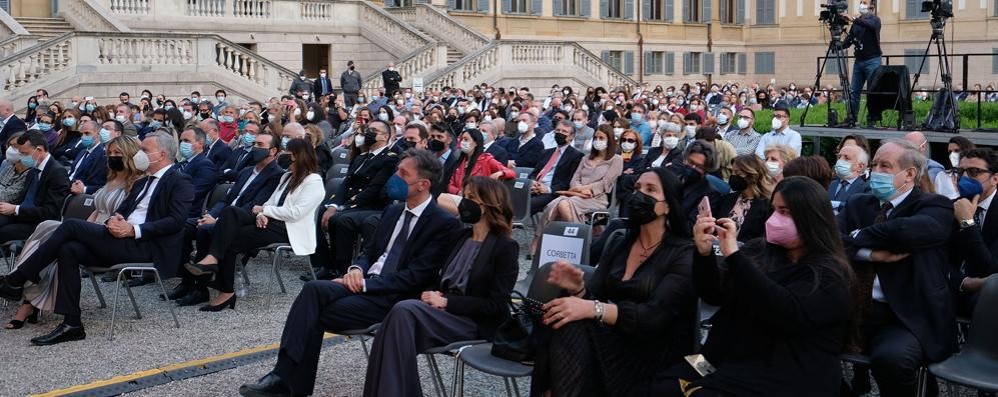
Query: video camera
819,0,850,25
921,0,953,18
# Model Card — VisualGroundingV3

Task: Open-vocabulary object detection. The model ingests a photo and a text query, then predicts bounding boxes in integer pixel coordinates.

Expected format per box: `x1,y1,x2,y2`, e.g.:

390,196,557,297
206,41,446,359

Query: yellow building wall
11,0,52,17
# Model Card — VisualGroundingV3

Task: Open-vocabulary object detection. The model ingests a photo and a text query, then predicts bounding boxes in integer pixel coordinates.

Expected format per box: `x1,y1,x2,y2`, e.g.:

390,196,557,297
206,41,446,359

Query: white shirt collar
405,195,433,217
979,189,996,212
149,164,173,179
370,144,388,156
886,187,914,209
36,153,51,171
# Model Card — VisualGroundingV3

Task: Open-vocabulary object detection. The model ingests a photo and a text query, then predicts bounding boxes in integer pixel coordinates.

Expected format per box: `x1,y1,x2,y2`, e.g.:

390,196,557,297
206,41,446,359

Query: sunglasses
954,167,992,178
620,138,638,144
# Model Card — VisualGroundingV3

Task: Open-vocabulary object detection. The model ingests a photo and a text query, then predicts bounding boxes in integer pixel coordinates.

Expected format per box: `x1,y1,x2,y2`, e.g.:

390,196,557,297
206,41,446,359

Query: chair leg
916,367,927,397
359,336,370,359
426,354,445,397
88,271,107,308
240,261,251,286
122,275,142,319
511,377,522,397
503,378,514,397
153,270,180,329
273,256,286,294
109,271,125,341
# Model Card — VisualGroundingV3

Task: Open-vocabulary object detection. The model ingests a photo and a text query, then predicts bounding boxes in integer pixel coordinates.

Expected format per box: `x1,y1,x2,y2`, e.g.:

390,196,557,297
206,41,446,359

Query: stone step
14,17,74,38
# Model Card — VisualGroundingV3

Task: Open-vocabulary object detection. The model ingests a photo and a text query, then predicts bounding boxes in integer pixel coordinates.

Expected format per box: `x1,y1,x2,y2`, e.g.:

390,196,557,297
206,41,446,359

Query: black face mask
251,147,271,163
727,174,749,192
674,163,703,186
554,133,568,146
200,112,211,119
428,139,446,153
107,156,125,171
627,191,664,227
277,153,292,169
364,132,379,148
404,140,417,149
457,199,483,224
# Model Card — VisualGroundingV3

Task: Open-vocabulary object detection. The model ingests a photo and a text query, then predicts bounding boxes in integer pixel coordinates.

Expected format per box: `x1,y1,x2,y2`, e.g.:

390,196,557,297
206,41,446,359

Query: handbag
490,291,544,363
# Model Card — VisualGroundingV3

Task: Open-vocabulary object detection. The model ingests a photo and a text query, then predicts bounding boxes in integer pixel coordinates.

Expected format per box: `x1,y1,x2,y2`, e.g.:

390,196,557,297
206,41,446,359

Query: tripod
910,15,958,131
800,22,854,127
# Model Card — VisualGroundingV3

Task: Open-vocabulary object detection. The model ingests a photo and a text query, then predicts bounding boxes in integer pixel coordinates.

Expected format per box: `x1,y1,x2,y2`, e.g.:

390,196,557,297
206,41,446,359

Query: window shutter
737,52,747,74
600,0,609,17
701,0,711,22
683,52,691,75
447,0,457,9
644,51,653,74
502,0,512,12
553,0,564,15
478,0,490,12
906,0,928,18
625,0,634,19
719,0,727,22
531,0,543,14
602,50,610,64
643,0,651,20
624,51,635,74
736,0,744,23
581,0,591,17
702,52,714,74
665,52,675,74
665,0,673,21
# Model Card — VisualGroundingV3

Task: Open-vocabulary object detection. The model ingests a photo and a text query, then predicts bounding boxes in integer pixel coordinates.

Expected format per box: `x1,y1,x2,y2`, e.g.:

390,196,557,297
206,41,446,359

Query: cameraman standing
842,0,882,126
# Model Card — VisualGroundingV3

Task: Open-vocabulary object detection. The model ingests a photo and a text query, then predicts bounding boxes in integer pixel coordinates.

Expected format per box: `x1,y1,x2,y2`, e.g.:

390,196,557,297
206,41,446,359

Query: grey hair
478,121,496,136
841,144,870,166
557,120,575,135
881,138,925,180
400,148,443,188
81,120,99,133
663,122,682,133
146,130,177,162
284,122,306,138
201,118,219,132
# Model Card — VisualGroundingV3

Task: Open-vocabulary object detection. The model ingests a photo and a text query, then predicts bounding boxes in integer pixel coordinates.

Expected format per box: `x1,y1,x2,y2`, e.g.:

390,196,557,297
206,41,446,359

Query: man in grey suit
829,144,871,214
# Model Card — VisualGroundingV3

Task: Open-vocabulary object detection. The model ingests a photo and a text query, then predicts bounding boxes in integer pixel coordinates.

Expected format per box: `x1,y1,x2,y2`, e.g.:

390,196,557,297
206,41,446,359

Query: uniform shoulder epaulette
387,152,397,157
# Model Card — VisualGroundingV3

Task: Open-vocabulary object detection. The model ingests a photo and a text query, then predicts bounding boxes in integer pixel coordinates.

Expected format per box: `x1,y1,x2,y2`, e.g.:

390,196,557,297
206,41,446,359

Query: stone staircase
13,16,74,41
411,25,464,65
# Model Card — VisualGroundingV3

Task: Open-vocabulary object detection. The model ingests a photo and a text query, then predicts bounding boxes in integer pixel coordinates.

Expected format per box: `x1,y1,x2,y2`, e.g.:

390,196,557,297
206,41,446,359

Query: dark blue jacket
208,161,283,217
205,139,232,169
219,146,254,182
846,14,882,61
116,166,194,278
503,135,544,169
68,143,108,194
177,152,218,217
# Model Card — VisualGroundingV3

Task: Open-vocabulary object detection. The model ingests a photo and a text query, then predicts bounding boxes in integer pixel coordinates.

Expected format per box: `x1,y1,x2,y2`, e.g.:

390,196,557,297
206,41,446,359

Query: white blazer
262,172,324,256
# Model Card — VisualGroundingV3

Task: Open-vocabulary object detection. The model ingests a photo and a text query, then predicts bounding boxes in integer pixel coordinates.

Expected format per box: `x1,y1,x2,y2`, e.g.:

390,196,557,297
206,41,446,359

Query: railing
98,37,196,65
359,1,433,54
389,4,491,55
0,8,30,38
108,0,150,14
61,0,131,32
187,0,227,16
233,0,272,18
425,43,500,92
0,35,41,59
361,43,443,95
300,1,333,20
1,33,74,92
570,44,635,89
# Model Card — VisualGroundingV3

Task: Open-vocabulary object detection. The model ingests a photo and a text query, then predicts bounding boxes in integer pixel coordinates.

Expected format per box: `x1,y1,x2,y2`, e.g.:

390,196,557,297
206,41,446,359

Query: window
649,0,665,20
684,51,702,74
504,0,528,13
719,0,736,23
665,52,676,74
755,0,775,24
608,51,625,72
905,49,930,75
905,0,929,19
755,52,775,74
646,51,666,74
606,0,623,18
684,0,701,22
453,0,476,11
555,0,590,16
720,52,738,74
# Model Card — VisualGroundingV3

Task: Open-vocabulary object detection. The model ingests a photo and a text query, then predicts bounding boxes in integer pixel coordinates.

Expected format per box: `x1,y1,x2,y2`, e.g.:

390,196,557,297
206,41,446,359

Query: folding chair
329,163,350,181
325,178,344,199
83,262,180,340
331,147,351,166
424,339,488,397
924,275,998,396
204,182,234,212
840,353,928,396
513,221,591,296
582,184,617,227
503,178,532,230
3,194,96,272
254,243,317,305
340,323,381,359
513,167,533,179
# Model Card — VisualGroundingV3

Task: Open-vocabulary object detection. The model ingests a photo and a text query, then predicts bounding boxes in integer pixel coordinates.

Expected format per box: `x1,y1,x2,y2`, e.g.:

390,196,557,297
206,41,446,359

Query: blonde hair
764,144,798,164
105,136,144,192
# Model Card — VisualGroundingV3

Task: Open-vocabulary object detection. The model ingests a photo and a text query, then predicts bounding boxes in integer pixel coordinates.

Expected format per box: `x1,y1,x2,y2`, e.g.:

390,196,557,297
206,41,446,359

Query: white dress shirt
367,195,432,276
754,127,803,159
127,164,173,239
14,153,51,216
862,188,914,302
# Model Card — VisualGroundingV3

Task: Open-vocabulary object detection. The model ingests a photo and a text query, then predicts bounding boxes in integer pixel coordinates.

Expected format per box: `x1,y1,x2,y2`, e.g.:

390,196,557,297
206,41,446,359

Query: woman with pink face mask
652,176,855,397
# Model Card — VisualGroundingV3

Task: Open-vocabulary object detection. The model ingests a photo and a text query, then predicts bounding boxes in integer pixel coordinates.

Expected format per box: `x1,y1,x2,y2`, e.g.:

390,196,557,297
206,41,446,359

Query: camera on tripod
819,0,850,25
921,0,953,18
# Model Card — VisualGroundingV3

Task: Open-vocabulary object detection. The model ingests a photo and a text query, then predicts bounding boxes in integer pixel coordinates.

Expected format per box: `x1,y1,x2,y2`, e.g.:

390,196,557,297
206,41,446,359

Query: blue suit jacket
827,176,871,212
219,146,254,182
0,115,27,150
205,139,232,169
504,135,544,169
208,161,283,217
486,142,510,165
69,143,108,194
178,152,218,217
354,200,461,300
116,166,194,278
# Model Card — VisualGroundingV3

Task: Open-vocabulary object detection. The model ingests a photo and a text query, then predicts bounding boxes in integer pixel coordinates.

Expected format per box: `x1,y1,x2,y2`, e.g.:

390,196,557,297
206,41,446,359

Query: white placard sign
412,77,424,93
538,235,584,266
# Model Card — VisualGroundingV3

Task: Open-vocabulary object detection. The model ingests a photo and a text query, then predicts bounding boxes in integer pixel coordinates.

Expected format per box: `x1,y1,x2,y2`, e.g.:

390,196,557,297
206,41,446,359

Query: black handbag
490,291,544,363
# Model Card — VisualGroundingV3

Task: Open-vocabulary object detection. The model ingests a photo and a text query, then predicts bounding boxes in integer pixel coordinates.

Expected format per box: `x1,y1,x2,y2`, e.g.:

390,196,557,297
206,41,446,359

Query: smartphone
685,354,717,377
698,196,715,235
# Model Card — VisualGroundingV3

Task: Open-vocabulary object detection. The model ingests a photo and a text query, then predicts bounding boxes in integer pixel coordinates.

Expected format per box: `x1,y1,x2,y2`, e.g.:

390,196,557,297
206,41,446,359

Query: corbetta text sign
538,234,584,266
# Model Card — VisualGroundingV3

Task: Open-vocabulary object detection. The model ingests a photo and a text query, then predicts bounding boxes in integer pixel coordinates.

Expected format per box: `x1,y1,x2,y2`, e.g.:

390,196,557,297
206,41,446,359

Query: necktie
322,78,330,94
833,180,850,201
536,149,561,181
974,207,985,227
130,176,156,213
381,210,415,275
71,151,90,179
20,170,40,209
237,150,250,168
875,202,893,224
179,161,189,172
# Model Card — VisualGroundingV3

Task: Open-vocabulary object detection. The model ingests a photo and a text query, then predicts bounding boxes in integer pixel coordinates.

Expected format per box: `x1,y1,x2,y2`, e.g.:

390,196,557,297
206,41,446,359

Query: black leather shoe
175,288,209,307
30,323,86,346
0,276,24,301
299,268,334,282
185,262,219,276
161,283,192,301
239,372,292,397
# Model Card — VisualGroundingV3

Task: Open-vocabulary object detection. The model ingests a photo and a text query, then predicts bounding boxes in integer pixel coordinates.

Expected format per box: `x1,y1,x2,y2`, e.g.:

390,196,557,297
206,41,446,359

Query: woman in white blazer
186,138,324,312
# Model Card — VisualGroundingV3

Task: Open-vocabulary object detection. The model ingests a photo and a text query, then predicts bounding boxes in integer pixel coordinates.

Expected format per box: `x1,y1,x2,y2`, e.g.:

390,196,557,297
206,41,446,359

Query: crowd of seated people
0,80,993,397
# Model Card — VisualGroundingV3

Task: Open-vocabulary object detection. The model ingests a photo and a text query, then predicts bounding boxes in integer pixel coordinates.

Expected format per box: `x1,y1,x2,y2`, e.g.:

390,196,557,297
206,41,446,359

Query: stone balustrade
61,0,131,32
187,0,227,17
0,35,41,59
232,0,273,18
359,2,432,53
300,1,334,20
389,4,490,55
108,0,150,15
96,0,387,28
2,34,74,92
361,44,446,96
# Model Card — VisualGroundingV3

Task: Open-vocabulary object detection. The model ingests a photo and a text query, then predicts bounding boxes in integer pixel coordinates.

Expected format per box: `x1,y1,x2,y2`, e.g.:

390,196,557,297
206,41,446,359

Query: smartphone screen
698,196,712,219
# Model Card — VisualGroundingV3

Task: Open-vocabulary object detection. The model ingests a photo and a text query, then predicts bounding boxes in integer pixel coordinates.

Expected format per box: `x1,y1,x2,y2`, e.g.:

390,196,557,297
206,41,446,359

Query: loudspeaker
866,65,913,128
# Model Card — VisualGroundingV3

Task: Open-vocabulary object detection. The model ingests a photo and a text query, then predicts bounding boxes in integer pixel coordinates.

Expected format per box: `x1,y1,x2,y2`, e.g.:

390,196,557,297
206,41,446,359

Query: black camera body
921,0,954,17
819,0,850,24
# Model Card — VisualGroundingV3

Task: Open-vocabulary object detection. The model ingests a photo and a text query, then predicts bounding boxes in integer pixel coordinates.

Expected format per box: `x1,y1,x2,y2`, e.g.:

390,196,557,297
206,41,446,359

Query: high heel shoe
5,309,39,330
199,295,236,312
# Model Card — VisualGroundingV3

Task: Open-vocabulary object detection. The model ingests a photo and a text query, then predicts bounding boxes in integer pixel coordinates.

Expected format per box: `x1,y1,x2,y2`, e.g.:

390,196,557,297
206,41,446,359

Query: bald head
0,100,13,118
903,131,928,154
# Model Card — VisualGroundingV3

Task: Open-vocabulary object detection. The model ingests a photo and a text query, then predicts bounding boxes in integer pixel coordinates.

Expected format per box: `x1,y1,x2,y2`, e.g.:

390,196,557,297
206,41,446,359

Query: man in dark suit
480,121,509,165
428,123,460,197
829,144,871,214
0,132,70,240
311,120,399,279
68,120,108,195
177,127,218,218
171,131,284,306
947,148,998,316
838,139,956,397
669,139,721,229
0,99,27,150
312,68,334,99
381,62,402,97
528,122,583,215
218,121,261,182
503,111,544,169
0,131,194,345
199,118,232,168
239,149,460,397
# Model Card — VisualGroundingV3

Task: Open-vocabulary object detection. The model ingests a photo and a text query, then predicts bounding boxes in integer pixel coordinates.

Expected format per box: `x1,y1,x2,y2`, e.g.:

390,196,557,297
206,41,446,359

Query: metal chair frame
83,263,180,340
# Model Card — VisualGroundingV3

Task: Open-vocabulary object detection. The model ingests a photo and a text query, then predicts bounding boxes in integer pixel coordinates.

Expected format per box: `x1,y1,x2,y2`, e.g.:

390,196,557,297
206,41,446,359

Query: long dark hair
283,138,319,193
460,128,485,178
464,176,513,237
633,167,689,239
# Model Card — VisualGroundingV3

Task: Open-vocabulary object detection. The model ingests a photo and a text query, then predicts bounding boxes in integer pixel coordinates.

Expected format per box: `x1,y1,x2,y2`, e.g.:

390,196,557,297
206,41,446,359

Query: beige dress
535,154,624,237
14,182,129,311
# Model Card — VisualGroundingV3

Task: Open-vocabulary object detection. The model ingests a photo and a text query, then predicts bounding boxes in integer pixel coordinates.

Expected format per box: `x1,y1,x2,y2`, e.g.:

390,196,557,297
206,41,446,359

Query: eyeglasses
954,167,992,178
620,138,638,144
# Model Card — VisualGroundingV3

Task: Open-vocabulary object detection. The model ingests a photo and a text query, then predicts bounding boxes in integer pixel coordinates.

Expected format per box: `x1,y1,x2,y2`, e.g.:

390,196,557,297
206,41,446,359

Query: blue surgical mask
385,174,411,201
80,135,95,148
281,136,290,149
834,159,854,180
869,170,907,202
238,120,249,131
957,176,985,200
179,141,194,159
19,153,36,168
221,115,235,123
242,133,255,146
63,118,77,127
85,104,96,112
148,120,162,130
28,103,37,110
631,113,642,122
36,122,52,131
164,105,174,111
99,128,112,142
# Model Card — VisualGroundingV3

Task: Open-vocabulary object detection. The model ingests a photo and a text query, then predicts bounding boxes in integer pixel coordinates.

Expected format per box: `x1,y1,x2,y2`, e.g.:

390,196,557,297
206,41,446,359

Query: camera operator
841,0,882,126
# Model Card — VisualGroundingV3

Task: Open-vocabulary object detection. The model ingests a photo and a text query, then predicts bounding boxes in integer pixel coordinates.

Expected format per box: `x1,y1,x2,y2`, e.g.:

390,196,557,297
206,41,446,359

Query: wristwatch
959,219,977,230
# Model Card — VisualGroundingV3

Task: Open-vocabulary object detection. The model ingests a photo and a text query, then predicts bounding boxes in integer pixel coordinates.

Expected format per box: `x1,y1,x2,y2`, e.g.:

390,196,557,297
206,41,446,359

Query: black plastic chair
331,147,351,166
840,353,928,396
203,182,234,213
513,221,591,296
329,163,350,181
926,275,998,395
513,166,533,179
503,178,532,230
340,323,381,359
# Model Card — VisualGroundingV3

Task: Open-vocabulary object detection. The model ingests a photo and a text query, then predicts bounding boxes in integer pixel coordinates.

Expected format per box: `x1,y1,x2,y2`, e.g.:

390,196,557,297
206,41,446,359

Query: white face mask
306,111,315,120
613,128,624,138
5,146,21,163
484,115,493,122
949,152,961,168
737,118,751,130
771,117,784,130
466,122,477,130
293,108,302,116
183,111,193,120
354,134,366,147
591,139,608,151
621,142,636,152
716,114,729,125
765,161,782,177
460,140,474,154
115,115,128,123
517,121,529,133
858,3,870,14
684,125,697,138
663,136,680,149
378,112,389,122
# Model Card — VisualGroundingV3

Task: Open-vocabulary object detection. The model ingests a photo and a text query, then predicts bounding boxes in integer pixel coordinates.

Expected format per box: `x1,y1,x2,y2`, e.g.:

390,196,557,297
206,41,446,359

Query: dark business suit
177,152,218,218
0,115,27,150
273,199,460,395
381,69,402,97
312,75,334,98
364,230,519,397
430,150,461,197
948,198,998,315
0,156,70,243
839,189,957,396
528,145,584,215
503,135,544,169
485,141,510,165
68,143,108,194
205,139,232,169
9,166,193,317
218,146,254,182
312,149,399,274
827,176,870,213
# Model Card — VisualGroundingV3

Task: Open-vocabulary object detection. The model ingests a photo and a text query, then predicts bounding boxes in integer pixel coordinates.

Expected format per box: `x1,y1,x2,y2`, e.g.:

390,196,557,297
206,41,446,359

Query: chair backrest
62,194,96,221
331,147,351,165
527,262,597,304
534,221,592,268
964,275,998,356
205,182,234,211
325,177,344,197
503,178,532,227
330,163,350,180
514,166,533,179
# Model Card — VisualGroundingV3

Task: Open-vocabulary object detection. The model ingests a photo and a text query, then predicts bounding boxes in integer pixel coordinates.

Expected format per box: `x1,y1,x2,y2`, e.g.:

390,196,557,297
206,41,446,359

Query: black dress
652,240,852,397
530,231,697,397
